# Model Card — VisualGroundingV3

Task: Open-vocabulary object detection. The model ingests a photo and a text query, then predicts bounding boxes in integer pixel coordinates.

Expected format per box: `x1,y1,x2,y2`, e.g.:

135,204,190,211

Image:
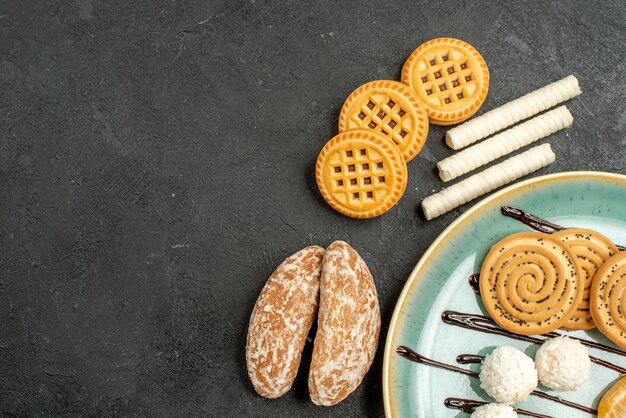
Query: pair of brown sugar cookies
317,38,489,219
479,229,619,336
246,242,381,405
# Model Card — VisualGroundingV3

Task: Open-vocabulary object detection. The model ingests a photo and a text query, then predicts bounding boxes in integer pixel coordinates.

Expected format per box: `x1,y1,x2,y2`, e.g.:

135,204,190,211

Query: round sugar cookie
590,252,626,349
479,232,583,335
315,129,407,219
553,228,619,330
402,37,489,125
338,80,429,162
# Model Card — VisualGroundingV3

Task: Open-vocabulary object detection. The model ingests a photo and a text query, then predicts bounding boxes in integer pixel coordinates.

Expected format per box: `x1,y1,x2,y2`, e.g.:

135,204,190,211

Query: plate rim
382,170,626,418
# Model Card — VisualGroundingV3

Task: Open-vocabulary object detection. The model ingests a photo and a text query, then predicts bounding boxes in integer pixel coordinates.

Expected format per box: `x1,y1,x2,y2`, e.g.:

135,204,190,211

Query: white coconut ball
471,403,518,418
479,346,538,403
535,336,590,391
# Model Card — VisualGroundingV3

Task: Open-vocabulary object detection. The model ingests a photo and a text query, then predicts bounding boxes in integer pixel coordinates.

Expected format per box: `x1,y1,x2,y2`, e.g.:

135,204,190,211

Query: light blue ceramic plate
383,171,626,418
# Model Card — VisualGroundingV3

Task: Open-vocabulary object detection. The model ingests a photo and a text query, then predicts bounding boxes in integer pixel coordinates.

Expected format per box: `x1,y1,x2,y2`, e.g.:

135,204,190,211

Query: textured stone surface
0,0,624,416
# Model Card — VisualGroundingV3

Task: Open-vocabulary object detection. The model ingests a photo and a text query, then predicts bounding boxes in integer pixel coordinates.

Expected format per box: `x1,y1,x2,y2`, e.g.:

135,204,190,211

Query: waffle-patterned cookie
591,252,626,349
479,232,583,335
316,129,407,219
553,228,619,330
402,38,489,125
338,80,428,162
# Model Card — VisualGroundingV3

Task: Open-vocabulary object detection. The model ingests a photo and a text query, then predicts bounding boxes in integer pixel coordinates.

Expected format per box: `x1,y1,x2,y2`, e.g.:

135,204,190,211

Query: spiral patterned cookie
480,232,583,335
553,228,619,330
591,252,626,349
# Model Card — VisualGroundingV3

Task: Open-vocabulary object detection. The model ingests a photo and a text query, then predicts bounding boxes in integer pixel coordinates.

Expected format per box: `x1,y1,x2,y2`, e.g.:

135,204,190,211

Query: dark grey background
1,0,624,416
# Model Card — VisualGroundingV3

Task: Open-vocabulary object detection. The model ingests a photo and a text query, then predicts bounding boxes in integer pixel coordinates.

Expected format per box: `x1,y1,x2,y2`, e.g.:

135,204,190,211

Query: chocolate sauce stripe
500,205,565,234
501,205,626,251
444,397,553,418
443,309,626,364
469,273,480,294
396,345,596,415
457,353,483,364
589,356,626,374
531,391,596,415
457,352,626,375
396,346,477,378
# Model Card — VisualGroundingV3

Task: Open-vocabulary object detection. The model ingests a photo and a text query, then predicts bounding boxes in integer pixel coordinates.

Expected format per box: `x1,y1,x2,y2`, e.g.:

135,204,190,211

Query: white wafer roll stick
422,144,556,220
446,75,581,150
438,106,572,182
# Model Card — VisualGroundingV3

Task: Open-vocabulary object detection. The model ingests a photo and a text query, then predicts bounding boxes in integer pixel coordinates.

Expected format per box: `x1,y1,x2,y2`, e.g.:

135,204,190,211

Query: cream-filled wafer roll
446,75,581,150
422,144,555,220
438,106,571,182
